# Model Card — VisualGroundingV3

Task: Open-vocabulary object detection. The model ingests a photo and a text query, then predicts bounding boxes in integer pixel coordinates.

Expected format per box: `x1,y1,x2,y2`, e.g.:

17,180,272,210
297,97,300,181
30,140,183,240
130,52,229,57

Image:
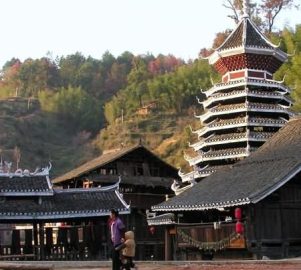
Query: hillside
0,98,99,177
0,24,300,178
0,97,199,178
94,111,200,172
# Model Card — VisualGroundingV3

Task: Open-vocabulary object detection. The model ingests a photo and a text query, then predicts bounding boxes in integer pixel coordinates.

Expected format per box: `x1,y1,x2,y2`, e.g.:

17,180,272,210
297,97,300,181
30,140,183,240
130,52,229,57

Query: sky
1,0,301,68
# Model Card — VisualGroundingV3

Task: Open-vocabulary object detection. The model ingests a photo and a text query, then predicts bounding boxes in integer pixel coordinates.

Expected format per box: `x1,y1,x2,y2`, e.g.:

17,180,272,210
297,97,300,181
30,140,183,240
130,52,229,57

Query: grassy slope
0,98,198,178
95,112,199,172
0,98,99,177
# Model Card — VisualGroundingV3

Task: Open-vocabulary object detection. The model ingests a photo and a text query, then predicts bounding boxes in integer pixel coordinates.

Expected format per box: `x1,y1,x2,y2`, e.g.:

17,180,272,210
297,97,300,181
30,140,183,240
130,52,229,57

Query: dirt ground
58,260,301,270
2,260,301,270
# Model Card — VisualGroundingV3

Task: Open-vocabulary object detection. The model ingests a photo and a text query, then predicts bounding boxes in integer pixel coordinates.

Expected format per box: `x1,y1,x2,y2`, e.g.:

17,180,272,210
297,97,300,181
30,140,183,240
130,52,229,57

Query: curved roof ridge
215,19,244,51
246,18,279,49
214,17,281,52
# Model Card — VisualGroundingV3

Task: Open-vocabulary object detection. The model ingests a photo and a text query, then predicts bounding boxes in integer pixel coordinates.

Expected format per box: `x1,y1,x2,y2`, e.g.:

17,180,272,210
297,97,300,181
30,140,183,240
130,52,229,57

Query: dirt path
2,260,301,270
58,260,301,270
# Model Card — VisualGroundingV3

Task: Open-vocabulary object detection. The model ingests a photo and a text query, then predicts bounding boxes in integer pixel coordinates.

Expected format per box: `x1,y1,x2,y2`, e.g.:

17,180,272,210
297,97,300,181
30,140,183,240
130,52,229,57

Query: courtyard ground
2,260,301,270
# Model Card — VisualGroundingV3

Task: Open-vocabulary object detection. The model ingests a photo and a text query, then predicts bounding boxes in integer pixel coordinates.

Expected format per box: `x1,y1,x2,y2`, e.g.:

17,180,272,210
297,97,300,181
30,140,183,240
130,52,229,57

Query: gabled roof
0,183,130,221
152,116,301,211
52,144,177,185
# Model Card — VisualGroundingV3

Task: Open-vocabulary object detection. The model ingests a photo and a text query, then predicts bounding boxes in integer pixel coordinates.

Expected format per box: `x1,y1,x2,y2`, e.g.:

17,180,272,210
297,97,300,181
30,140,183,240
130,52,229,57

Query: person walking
120,230,137,270
109,209,126,270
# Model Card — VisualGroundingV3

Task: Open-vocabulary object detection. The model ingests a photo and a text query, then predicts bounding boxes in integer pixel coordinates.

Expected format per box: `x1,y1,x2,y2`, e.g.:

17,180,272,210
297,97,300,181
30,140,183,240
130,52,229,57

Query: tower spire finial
242,0,250,18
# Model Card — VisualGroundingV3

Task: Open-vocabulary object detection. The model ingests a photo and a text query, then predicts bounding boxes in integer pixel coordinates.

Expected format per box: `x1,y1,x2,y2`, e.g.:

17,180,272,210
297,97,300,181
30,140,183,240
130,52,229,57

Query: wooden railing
0,224,165,261
0,225,109,261
177,222,244,251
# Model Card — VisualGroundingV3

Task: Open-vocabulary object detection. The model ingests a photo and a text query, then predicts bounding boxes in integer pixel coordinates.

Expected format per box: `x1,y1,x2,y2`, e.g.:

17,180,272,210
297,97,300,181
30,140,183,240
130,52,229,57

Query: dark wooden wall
246,173,301,259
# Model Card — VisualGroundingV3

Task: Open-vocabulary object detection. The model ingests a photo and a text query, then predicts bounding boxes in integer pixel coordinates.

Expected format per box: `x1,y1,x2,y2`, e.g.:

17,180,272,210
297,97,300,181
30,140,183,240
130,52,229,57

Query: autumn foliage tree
148,55,184,75
260,0,299,33
223,0,299,33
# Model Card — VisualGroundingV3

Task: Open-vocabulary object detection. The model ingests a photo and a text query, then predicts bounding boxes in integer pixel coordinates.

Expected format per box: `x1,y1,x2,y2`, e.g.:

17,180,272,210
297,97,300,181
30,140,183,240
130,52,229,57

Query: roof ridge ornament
242,0,250,18
0,161,52,177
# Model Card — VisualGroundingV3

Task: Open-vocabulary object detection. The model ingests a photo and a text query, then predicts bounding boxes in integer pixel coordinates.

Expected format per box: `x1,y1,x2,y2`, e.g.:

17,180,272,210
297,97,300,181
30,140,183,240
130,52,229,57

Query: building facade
0,163,130,260
53,144,179,260
153,116,301,260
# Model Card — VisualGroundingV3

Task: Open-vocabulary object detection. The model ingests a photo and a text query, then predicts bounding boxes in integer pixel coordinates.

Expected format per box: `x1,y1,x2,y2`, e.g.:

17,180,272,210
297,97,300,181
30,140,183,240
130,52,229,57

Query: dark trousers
121,256,135,270
111,245,121,270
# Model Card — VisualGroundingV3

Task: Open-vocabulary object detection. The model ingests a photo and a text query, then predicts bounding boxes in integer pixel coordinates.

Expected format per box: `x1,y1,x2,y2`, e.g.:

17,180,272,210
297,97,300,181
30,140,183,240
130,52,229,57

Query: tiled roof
218,20,244,50
147,213,175,226
207,17,287,67
0,185,130,220
217,18,274,51
152,116,301,211
0,175,53,196
52,144,177,186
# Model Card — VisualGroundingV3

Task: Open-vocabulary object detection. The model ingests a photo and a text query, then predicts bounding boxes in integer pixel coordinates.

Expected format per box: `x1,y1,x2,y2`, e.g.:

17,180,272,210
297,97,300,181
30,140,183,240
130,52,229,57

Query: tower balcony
179,165,228,182
197,102,293,123
190,131,274,151
203,78,290,98
184,147,254,166
201,89,292,109
194,116,287,137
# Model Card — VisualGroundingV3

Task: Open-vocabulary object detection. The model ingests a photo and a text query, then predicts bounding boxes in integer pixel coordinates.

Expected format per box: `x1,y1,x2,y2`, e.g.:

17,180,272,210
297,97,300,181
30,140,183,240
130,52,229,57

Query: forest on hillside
0,0,300,176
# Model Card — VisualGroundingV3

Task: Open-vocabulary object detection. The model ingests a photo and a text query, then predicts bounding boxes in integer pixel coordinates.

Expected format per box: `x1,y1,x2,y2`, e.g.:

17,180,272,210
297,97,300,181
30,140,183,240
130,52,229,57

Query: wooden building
52,144,179,260
0,164,130,260
151,116,301,260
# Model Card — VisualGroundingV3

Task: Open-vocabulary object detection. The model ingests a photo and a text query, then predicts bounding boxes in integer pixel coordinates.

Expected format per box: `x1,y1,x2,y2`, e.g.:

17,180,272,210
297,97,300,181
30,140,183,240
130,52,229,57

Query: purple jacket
110,217,125,246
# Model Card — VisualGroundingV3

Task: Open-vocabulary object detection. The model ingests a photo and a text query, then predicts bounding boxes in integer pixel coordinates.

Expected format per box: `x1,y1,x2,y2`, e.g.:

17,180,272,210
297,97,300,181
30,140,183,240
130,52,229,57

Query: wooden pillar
164,226,174,261
11,229,21,254
39,223,45,260
279,199,288,258
24,229,33,254
33,223,38,259
255,204,263,259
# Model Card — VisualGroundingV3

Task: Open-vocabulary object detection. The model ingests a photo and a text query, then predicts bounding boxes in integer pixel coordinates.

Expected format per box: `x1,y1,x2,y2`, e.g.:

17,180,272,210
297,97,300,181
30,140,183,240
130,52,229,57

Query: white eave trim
152,197,251,212
115,189,131,210
186,151,250,166
0,209,131,220
194,118,286,137
203,90,291,109
208,46,287,65
204,78,290,97
0,191,53,197
199,106,291,123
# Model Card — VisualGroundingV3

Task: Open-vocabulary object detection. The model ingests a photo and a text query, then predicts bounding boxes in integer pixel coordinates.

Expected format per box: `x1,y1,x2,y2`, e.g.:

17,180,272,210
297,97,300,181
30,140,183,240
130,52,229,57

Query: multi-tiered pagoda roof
175,3,293,195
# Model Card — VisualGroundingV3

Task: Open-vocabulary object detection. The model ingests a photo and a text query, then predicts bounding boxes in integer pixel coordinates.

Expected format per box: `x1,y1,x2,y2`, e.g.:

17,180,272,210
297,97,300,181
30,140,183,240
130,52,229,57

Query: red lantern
234,207,242,220
235,221,244,234
149,226,155,235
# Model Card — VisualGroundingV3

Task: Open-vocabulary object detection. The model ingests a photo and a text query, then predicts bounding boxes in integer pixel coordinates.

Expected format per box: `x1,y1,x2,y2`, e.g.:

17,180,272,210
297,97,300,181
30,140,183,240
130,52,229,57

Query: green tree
59,52,86,88
18,58,59,97
39,86,102,132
